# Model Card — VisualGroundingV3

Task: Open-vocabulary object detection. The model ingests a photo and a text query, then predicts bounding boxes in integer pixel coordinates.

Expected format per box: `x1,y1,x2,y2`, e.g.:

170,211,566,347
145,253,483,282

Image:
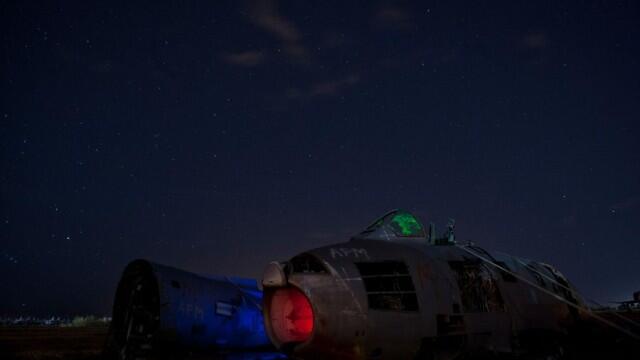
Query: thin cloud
310,75,359,96
222,50,265,67
287,74,360,99
373,4,413,29
519,31,551,66
523,32,548,49
249,0,308,62
250,0,300,42
610,197,640,213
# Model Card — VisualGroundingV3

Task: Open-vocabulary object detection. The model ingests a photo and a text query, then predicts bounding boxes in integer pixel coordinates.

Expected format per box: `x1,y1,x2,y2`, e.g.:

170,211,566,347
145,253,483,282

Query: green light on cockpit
390,213,423,236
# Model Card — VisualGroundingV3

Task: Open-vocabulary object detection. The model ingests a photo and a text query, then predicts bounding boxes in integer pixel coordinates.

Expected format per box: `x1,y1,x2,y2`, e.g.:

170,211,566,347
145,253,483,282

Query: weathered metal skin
107,259,273,359
263,238,585,359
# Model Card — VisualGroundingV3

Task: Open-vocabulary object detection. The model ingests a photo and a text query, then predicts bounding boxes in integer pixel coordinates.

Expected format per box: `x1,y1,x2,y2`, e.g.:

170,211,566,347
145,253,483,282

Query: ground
0,326,107,360
1,321,638,359
0,326,284,360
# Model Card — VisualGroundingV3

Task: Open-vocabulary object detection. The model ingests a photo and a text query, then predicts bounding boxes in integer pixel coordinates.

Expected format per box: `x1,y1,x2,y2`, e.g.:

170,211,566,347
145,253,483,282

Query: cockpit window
357,210,426,240
388,212,423,237
289,253,328,274
363,217,386,233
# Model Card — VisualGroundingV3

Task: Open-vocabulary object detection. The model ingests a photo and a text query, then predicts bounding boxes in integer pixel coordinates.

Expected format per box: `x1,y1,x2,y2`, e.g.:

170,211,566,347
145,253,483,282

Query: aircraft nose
261,261,316,349
267,287,315,344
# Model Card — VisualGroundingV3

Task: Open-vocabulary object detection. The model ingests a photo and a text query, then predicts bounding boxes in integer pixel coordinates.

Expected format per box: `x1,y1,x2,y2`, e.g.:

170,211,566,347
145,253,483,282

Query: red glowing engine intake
268,287,314,344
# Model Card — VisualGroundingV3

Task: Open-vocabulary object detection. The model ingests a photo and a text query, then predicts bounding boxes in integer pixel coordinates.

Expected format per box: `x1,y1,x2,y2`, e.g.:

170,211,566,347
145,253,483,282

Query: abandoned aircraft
106,210,640,359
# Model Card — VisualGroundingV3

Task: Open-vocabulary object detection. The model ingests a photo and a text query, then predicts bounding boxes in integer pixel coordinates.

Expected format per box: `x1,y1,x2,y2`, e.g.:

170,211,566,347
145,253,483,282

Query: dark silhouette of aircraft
106,210,640,359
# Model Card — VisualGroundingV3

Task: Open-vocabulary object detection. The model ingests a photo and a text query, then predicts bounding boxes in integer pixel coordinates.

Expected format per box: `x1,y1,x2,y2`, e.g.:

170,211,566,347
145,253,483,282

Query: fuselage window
448,260,505,313
355,261,419,312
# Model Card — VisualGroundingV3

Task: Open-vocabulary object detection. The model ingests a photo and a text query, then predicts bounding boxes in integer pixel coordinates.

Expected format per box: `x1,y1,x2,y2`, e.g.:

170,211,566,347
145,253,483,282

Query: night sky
1,1,639,317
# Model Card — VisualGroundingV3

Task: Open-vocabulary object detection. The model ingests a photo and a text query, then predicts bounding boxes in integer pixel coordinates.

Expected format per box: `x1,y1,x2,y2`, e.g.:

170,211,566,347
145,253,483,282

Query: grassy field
0,326,108,360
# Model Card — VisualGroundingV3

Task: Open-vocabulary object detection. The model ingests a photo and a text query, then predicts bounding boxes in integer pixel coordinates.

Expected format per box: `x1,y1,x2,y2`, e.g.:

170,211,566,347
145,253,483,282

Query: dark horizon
1,1,639,317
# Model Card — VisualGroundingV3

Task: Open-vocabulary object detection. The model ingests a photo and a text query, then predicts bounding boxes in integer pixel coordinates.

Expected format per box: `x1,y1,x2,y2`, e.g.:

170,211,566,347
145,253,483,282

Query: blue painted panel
148,261,272,349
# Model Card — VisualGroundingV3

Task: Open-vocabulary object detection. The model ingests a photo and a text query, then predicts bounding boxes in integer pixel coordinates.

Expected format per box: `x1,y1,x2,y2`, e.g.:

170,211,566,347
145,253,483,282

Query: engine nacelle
106,259,277,359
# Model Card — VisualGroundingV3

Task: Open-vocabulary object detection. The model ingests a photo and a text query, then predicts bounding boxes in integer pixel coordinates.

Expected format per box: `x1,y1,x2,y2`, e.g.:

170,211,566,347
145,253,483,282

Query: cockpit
353,210,455,245
354,210,426,240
